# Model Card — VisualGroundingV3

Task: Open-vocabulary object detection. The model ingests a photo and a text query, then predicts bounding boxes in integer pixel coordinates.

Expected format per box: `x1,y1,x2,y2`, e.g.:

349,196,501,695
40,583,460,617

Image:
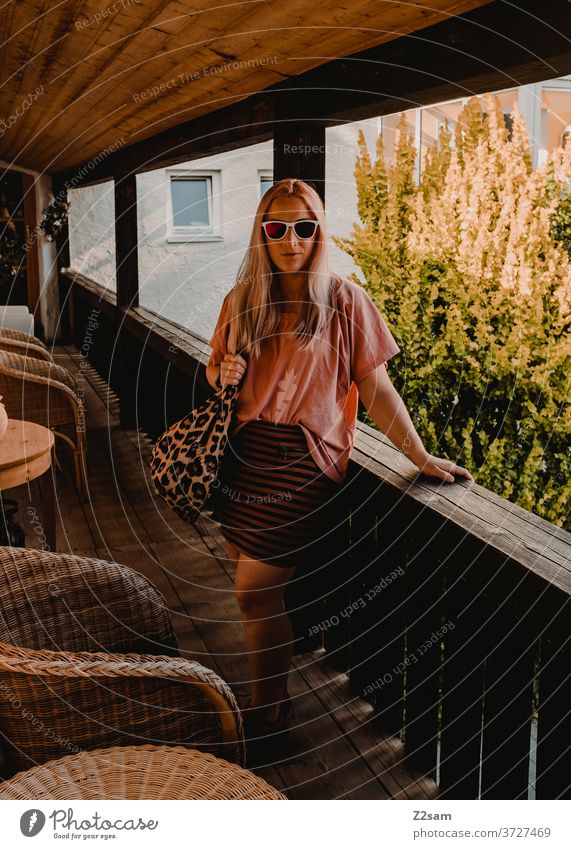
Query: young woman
205,178,473,752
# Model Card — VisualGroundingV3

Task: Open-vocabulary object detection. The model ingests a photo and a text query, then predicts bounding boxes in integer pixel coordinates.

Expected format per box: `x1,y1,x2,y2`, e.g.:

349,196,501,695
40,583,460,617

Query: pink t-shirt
207,276,401,484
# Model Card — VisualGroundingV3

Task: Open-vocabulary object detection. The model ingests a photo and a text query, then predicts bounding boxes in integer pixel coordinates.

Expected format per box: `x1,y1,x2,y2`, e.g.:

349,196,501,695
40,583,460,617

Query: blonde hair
227,178,338,358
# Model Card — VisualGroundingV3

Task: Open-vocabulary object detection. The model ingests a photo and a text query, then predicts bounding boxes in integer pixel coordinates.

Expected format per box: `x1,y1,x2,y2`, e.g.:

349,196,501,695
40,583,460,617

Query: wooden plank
438,571,486,799
535,599,571,800
55,352,187,555
265,661,386,800
280,483,351,657
318,470,359,671
346,470,406,736
294,652,438,800
93,543,209,661
402,531,446,781
59,346,203,545
354,431,570,570
319,495,352,663
351,443,571,599
480,610,536,799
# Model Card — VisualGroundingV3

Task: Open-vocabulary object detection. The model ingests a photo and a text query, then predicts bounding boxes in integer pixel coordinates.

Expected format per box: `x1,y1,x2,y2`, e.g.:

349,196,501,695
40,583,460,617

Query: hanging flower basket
39,196,70,241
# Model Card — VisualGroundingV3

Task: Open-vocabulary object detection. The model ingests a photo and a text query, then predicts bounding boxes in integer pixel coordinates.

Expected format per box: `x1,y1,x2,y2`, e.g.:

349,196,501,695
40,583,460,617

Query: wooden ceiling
0,0,492,175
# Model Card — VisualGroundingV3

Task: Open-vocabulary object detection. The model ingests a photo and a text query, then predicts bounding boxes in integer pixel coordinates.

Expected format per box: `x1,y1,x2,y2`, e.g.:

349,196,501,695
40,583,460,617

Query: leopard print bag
149,381,239,524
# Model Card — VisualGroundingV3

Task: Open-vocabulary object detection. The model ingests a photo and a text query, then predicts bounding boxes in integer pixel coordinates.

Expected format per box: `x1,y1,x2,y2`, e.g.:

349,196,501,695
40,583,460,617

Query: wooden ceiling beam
3,0,488,173
46,0,474,162
53,0,571,187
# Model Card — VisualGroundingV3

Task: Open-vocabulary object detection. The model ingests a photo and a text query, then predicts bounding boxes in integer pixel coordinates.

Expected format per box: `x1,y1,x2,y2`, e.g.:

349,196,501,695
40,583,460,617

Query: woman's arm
357,364,474,483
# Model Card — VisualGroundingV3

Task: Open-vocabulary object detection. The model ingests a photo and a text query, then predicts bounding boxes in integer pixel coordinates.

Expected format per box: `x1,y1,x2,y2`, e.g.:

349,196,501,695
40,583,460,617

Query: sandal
242,687,292,762
243,704,290,767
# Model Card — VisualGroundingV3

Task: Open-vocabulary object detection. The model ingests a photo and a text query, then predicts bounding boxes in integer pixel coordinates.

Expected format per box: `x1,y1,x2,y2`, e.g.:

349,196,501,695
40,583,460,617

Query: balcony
27,272,564,801
2,0,570,802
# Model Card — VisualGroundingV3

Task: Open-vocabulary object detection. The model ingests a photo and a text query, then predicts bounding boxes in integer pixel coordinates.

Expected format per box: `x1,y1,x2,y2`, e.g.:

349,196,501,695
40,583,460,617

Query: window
562,125,571,149
259,172,273,197
166,170,221,242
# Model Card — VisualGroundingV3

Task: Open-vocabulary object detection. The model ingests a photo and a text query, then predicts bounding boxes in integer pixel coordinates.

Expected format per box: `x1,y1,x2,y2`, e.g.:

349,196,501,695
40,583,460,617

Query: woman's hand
414,451,474,484
220,353,248,387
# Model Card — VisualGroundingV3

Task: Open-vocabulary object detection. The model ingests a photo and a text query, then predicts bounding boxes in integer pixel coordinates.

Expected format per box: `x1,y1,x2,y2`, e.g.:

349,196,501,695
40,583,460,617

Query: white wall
68,180,116,290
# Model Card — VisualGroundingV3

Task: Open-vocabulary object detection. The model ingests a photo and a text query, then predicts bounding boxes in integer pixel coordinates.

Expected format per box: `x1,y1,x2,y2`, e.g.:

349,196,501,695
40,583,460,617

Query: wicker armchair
0,328,49,349
0,745,286,799
0,547,245,779
0,351,86,492
0,337,53,362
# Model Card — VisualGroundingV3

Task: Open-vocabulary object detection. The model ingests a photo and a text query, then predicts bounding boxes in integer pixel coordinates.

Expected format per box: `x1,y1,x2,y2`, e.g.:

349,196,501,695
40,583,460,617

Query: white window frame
258,170,273,199
166,169,222,243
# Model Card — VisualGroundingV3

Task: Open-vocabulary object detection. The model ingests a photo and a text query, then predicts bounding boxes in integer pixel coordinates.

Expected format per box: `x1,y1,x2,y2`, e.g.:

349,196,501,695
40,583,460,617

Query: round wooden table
0,419,55,550
0,745,288,800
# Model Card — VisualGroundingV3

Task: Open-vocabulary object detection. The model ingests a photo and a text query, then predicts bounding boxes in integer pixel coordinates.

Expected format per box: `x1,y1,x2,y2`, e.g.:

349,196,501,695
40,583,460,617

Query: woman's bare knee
234,552,295,618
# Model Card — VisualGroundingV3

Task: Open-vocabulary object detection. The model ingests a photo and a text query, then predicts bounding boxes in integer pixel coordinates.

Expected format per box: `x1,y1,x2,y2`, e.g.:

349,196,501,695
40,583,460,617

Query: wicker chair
0,328,49,349
0,337,53,362
0,547,245,779
0,351,86,492
0,745,286,799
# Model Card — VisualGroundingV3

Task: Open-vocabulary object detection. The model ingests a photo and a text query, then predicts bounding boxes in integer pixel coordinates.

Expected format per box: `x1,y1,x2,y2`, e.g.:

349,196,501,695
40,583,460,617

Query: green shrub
336,95,571,530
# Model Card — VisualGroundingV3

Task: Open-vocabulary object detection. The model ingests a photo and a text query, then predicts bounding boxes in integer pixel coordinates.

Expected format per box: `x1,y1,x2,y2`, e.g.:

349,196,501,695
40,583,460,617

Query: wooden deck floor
10,346,438,800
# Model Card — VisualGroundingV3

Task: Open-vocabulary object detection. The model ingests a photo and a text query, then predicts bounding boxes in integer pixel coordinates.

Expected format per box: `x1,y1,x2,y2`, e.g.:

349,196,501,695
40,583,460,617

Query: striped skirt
210,420,342,568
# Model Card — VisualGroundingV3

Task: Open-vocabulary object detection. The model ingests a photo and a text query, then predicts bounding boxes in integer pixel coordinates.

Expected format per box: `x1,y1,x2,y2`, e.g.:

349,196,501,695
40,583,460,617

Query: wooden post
479,609,536,800
346,473,407,737
114,174,140,428
273,123,326,203
22,174,41,329
52,178,72,344
535,595,571,799
403,530,447,781
438,566,487,798
114,174,139,311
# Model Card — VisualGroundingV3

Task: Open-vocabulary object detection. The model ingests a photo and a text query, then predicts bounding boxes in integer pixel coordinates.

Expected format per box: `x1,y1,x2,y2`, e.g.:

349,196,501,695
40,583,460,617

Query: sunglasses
261,219,319,241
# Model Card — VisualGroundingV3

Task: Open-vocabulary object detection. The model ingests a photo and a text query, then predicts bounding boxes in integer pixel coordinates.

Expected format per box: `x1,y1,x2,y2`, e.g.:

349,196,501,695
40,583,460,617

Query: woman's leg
233,548,297,723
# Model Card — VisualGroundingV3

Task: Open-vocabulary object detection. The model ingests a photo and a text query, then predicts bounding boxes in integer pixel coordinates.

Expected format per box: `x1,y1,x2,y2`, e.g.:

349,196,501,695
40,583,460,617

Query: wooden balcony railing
64,271,571,800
